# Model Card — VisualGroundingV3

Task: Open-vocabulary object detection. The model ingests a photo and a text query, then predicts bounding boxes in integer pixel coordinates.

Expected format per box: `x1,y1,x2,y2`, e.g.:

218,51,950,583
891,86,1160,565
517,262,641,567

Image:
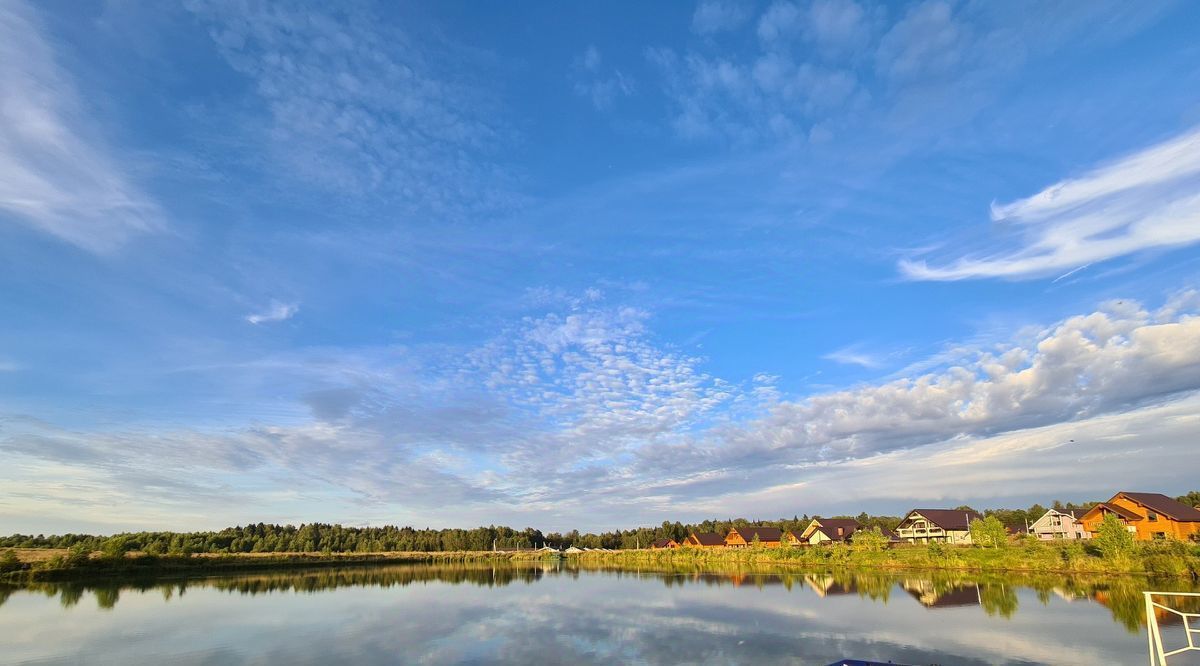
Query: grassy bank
0,548,555,582
575,540,1200,578
5,537,1198,582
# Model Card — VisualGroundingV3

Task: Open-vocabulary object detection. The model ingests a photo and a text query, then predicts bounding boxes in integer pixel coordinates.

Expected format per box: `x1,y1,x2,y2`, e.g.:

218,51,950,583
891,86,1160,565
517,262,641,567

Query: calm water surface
2,563,1198,665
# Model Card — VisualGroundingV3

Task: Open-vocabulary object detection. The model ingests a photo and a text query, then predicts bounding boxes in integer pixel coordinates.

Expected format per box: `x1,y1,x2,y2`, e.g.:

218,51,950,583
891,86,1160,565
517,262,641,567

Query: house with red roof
1077,492,1200,541
799,518,863,545
894,509,983,545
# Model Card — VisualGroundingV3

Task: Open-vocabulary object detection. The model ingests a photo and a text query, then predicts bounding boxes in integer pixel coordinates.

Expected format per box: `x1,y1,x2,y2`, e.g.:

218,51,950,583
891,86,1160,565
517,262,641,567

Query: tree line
3,492,1196,555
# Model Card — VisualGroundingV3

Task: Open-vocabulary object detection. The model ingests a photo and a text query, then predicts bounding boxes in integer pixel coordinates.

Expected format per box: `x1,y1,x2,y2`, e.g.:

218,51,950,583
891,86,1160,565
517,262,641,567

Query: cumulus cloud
5,293,1200,531
245,300,299,325
901,126,1200,280
0,1,162,252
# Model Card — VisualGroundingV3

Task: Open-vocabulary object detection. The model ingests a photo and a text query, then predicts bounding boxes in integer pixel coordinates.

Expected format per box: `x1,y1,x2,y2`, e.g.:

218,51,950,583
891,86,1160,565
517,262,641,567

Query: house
901,579,981,608
800,518,862,545
724,526,784,548
894,509,983,544
650,538,679,549
1077,492,1200,541
1029,509,1088,540
781,530,806,547
684,532,726,548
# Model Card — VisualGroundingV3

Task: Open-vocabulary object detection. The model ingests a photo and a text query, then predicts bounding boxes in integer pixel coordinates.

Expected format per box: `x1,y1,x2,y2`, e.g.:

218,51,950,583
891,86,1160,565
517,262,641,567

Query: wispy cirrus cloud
185,0,522,218
691,0,751,35
901,126,1200,281
822,344,884,369
572,46,635,111
0,1,162,253
245,300,299,325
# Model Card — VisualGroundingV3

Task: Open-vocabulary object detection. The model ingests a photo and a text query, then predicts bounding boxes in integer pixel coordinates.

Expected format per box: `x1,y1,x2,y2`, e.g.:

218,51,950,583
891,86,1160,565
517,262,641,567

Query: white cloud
0,1,162,252
186,1,519,218
875,1,968,83
6,292,1200,530
246,300,299,325
822,345,883,369
572,46,634,111
901,126,1200,280
692,0,751,35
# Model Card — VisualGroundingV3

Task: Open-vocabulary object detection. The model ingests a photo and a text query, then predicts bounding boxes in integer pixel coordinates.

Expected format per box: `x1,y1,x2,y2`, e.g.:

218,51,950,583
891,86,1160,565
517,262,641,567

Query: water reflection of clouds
0,567,1179,665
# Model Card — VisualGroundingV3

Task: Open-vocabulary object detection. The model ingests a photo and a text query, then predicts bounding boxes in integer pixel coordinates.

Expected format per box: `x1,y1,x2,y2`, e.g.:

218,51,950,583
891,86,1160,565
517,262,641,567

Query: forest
3,493,1197,555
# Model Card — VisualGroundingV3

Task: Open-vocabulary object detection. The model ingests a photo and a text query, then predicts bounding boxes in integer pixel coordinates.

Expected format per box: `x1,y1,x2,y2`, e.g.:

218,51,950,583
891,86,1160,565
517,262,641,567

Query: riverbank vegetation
3,528,1198,583
0,548,545,582
577,527,1200,579
5,492,1197,556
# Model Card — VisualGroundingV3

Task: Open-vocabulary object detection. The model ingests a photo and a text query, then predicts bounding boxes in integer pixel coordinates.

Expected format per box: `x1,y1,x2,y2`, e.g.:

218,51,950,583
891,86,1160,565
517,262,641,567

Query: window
1153,532,1166,539
1148,512,1158,522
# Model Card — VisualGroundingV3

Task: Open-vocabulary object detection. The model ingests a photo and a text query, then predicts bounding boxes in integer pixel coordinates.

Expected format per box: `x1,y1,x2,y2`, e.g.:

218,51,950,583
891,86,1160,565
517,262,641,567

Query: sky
2,0,1200,535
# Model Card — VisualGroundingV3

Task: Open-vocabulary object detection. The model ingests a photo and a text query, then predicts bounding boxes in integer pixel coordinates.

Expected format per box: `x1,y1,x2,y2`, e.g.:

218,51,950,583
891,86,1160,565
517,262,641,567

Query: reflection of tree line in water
2,562,1198,631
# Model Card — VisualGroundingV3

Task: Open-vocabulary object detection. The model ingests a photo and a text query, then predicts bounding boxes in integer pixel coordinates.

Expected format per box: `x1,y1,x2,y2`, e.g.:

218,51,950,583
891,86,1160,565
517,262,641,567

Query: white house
1029,509,1089,540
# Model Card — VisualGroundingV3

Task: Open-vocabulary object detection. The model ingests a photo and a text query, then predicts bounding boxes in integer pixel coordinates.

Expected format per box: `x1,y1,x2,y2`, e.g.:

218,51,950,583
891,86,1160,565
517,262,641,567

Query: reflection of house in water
901,579,980,608
1052,587,1090,602
804,574,858,597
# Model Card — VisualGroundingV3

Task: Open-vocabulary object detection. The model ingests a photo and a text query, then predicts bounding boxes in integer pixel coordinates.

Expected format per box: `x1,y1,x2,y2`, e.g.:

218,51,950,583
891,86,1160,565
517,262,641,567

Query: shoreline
4,541,1199,582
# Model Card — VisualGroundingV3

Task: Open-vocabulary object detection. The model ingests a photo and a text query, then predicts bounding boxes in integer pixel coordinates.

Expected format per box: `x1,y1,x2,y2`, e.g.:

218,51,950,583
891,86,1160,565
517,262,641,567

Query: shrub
969,517,1008,548
101,536,134,560
1093,514,1135,560
852,527,888,553
0,549,20,574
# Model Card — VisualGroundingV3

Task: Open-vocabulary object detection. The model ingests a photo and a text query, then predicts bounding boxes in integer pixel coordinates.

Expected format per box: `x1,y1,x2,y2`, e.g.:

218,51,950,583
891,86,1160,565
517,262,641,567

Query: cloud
875,1,969,83
246,301,299,325
185,1,520,218
822,345,883,369
572,46,634,111
5,292,1200,531
651,1,873,143
901,126,1200,280
692,0,751,35
0,1,162,252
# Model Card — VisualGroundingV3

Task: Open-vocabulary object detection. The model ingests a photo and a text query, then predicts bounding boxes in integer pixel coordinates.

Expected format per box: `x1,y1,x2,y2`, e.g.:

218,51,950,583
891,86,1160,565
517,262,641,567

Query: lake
2,563,1197,665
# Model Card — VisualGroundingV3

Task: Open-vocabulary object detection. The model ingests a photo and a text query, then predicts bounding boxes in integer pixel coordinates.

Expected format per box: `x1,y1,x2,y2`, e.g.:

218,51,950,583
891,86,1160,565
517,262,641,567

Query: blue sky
3,0,1200,534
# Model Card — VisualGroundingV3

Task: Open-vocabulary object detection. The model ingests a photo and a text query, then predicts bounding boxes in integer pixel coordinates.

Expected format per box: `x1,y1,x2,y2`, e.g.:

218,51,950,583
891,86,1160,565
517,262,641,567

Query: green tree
969,516,1007,548
101,535,135,560
1093,514,1135,560
852,527,888,552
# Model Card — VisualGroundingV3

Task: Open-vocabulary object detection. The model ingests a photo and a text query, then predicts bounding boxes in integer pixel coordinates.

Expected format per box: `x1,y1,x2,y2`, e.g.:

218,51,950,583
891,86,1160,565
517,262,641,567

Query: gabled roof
1085,502,1144,522
903,509,983,531
808,518,862,542
650,538,677,548
1031,509,1080,528
1118,492,1200,522
730,526,783,542
688,532,725,546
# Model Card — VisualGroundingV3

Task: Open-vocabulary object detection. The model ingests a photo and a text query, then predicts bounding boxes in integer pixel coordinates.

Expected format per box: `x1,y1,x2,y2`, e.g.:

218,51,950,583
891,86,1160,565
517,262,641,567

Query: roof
689,532,725,546
1087,502,1144,522
650,538,676,548
812,518,862,542
904,509,983,531
1119,492,1200,522
731,526,783,542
